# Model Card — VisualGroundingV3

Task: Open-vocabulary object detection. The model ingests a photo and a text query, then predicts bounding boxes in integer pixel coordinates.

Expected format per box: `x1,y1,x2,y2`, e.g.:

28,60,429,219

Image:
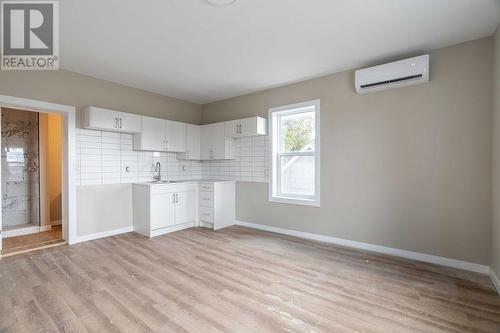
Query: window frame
268,99,320,207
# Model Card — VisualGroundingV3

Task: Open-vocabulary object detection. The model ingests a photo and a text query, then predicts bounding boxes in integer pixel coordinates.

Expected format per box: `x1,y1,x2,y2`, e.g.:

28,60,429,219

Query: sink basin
147,180,183,184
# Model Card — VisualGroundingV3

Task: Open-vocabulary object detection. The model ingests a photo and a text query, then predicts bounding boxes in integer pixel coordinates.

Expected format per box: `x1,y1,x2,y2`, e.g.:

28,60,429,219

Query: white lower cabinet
198,181,235,230
133,181,235,238
133,183,197,237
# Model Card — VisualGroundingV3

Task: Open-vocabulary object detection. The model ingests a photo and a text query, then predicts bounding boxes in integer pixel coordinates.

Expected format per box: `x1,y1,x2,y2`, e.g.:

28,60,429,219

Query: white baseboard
149,222,194,237
74,226,133,244
235,221,490,275
39,225,52,232
3,225,51,238
490,268,500,294
51,220,62,226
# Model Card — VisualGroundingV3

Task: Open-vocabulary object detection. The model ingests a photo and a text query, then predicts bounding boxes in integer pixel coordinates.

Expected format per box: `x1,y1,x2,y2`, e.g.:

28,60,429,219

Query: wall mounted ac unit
355,54,429,94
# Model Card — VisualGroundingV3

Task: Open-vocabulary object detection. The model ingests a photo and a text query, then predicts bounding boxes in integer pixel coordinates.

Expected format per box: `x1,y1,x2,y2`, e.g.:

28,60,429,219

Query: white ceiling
60,0,500,104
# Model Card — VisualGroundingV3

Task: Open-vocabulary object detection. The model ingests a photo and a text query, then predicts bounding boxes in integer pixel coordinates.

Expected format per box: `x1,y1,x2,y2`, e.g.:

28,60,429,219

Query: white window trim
268,99,320,207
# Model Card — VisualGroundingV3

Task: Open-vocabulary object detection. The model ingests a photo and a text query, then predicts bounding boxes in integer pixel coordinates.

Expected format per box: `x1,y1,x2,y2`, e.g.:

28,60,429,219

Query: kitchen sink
147,180,184,184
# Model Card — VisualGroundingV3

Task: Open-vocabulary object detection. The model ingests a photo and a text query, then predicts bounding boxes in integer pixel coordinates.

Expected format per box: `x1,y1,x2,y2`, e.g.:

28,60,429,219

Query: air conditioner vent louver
355,55,429,94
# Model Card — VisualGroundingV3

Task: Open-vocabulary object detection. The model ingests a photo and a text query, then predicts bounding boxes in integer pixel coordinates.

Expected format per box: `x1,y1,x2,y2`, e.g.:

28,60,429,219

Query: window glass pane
280,155,315,196
279,111,315,153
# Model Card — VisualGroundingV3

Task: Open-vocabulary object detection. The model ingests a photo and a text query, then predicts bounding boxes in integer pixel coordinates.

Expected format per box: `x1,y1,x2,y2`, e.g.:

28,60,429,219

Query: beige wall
203,38,493,265
76,184,133,237
0,69,202,125
493,26,500,277
39,113,62,225
39,113,51,227
48,114,62,223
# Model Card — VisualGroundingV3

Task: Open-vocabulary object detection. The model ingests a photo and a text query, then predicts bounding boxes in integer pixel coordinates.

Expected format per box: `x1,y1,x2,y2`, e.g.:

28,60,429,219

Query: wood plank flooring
2,226,64,257
0,226,499,332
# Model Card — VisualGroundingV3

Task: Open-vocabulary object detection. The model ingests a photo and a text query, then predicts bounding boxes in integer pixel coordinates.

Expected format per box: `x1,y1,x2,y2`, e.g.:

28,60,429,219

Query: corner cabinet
201,123,235,160
132,183,197,238
224,116,267,137
133,116,187,152
82,106,142,133
177,124,201,160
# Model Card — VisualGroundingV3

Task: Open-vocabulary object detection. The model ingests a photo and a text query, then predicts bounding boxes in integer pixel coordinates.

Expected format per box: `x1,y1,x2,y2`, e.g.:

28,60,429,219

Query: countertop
133,179,236,187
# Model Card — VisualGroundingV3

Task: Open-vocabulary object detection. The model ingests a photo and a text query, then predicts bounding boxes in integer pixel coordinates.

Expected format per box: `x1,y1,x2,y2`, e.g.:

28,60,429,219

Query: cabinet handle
114,118,118,128
176,193,179,203
119,118,122,129
172,194,175,203
202,213,210,216
166,140,169,151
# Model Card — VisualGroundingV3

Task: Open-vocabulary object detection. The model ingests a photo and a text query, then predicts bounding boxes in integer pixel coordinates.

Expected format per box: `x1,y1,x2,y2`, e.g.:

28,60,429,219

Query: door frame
0,94,77,250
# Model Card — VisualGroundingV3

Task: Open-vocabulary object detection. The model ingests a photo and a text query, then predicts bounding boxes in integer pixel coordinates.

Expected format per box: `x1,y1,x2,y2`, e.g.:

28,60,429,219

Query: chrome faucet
154,162,161,182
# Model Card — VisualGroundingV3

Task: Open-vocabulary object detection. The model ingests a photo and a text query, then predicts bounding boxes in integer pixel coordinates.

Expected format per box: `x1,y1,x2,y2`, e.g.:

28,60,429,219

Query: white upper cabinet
178,124,201,160
165,120,186,152
118,112,142,133
224,119,239,137
224,116,267,138
134,116,165,151
133,117,187,152
201,123,235,160
82,106,141,133
200,124,214,160
130,115,264,157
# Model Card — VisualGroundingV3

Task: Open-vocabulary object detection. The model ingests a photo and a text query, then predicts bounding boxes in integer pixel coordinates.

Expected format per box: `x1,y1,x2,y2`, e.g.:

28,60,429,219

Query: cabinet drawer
199,183,214,192
199,191,214,207
199,206,214,223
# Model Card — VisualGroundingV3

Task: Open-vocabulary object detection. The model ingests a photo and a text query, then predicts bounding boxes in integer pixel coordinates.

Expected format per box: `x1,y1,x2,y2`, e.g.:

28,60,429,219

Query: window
269,100,320,206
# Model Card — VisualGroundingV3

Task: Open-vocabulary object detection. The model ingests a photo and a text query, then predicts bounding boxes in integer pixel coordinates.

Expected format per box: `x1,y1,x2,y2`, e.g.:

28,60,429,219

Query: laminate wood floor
0,226,499,333
2,226,64,257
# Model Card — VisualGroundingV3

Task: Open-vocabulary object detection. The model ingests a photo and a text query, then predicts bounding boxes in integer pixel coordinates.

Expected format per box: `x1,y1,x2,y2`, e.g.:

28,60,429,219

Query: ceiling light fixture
206,0,236,6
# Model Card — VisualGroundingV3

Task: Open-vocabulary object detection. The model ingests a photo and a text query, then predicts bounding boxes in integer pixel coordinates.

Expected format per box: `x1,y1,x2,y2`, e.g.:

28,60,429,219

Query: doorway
0,108,64,256
0,95,77,256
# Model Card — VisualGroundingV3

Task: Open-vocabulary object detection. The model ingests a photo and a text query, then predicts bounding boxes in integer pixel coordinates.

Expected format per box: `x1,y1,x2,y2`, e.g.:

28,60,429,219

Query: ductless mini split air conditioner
355,54,429,94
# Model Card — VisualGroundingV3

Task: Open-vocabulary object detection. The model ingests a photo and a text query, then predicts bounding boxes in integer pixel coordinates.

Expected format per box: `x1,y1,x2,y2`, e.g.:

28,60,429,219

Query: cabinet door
118,112,142,133
137,116,165,151
175,191,197,225
200,124,214,160
165,120,186,152
211,122,227,159
239,117,258,137
185,124,200,159
87,107,119,131
150,193,175,230
224,120,239,137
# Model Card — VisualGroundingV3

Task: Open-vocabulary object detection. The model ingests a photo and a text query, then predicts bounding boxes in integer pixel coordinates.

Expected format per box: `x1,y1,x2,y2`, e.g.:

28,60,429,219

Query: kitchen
78,105,267,239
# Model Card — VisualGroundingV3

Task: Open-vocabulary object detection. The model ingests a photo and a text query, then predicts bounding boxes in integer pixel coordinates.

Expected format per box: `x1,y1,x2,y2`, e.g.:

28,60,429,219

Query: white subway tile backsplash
75,128,269,185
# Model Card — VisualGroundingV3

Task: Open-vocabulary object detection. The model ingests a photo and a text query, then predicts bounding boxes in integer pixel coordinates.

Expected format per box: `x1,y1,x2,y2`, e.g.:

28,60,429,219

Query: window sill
269,196,320,207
